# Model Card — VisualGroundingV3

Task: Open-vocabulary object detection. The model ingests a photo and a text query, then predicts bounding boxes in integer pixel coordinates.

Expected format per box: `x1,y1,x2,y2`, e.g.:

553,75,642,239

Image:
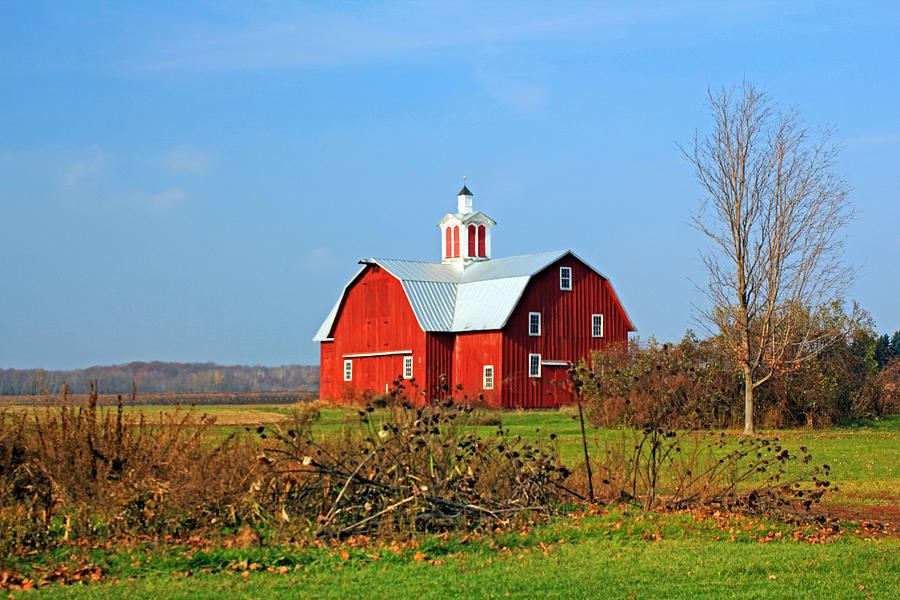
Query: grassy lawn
307,406,900,503
3,405,898,598
13,510,898,599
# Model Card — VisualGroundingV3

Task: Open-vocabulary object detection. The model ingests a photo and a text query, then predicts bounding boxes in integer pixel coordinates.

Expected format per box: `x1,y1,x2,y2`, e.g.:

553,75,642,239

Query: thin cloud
62,151,104,189
844,133,900,147
303,247,338,272
475,68,547,112
163,144,210,175
139,2,790,72
145,187,187,211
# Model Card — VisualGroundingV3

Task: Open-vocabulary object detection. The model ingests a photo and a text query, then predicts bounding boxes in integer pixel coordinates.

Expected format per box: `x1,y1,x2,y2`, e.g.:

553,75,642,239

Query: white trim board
342,350,413,359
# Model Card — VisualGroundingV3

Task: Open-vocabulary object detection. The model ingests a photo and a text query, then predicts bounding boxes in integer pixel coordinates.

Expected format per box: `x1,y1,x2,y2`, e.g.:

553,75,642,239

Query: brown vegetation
0,375,845,563
573,321,900,430
256,386,569,538
0,384,258,554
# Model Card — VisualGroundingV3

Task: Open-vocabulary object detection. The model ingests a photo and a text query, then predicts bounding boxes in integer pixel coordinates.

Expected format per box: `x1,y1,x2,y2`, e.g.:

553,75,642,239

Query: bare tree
683,82,855,434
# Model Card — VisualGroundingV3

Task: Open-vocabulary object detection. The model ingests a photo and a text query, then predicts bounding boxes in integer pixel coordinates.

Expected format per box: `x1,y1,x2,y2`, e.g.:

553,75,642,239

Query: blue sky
1,1,898,369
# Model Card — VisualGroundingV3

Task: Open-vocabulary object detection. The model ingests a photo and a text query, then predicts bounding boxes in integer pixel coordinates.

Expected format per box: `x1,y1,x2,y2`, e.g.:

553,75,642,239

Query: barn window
528,312,541,336
445,227,452,259
343,359,353,381
468,225,477,257
477,225,486,257
453,226,460,258
403,356,413,379
560,267,572,291
528,354,541,378
592,314,604,338
483,365,494,390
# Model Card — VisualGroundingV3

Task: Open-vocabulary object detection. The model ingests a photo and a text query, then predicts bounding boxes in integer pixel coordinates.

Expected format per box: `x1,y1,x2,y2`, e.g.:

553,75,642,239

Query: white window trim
528,353,541,378
560,267,572,291
483,365,494,390
403,356,413,379
343,359,353,381
528,312,541,336
592,314,604,338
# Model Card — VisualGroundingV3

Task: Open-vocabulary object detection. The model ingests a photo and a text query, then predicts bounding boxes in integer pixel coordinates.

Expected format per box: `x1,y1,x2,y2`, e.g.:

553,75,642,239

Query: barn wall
319,341,336,399
502,255,632,408
425,333,454,402
319,265,427,402
452,331,503,407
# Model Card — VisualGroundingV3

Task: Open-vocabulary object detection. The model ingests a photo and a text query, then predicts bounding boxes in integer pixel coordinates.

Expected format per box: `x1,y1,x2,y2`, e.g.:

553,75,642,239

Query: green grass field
6,405,898,599
153,403,899,501
13,509,899,599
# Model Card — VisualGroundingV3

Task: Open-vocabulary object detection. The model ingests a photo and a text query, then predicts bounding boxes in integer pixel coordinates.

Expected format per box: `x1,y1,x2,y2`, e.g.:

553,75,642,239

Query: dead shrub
0,383,258,554
253,384,570,538
574,335,740,430
589,427,832,515
877,358,900,415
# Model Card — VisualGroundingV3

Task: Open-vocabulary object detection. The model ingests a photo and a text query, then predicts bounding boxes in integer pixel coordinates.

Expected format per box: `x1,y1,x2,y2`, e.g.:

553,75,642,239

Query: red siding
453,226,460,258
425,333,454,403
319,341,336,399
477,225,486,257
319,265,428,402
452,331,503,407
501,255,632,408
444,228,451,260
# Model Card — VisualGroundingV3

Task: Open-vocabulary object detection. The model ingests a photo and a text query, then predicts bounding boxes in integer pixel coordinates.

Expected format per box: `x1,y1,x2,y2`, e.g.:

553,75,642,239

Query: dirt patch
811,497,900,537
144,409,291,426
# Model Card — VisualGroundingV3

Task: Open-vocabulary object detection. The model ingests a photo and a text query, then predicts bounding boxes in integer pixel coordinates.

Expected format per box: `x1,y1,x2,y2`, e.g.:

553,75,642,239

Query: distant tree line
0,362,319,396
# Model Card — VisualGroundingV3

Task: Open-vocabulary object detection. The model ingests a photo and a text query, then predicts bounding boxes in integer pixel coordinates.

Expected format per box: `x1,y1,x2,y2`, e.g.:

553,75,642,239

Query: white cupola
457,184,473,214
437,182,496,266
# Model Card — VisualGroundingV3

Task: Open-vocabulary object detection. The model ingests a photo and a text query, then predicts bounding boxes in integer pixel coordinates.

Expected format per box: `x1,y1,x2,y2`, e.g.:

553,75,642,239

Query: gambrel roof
314,250,633,341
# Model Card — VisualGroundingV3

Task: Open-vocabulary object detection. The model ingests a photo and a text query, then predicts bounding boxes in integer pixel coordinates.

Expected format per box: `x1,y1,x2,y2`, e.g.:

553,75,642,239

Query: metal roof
368,258,460,283
451,277,530,331
459,250,568,282
401,280,457,330
312,250,629,340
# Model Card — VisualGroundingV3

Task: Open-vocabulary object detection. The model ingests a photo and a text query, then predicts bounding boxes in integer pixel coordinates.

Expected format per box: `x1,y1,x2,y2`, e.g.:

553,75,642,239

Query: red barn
314,185,635,407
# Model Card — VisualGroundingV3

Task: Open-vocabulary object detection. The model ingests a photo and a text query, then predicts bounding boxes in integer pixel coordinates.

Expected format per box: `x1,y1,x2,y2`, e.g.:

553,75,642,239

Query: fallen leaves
222,525,261,549
1,564,103,591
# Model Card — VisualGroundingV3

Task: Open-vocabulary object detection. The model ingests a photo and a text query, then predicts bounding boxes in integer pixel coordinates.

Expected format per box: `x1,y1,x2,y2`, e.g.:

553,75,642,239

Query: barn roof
314,250,633,341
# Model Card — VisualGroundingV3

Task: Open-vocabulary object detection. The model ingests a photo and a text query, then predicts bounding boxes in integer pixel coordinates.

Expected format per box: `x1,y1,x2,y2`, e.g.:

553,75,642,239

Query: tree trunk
742,365,754,434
